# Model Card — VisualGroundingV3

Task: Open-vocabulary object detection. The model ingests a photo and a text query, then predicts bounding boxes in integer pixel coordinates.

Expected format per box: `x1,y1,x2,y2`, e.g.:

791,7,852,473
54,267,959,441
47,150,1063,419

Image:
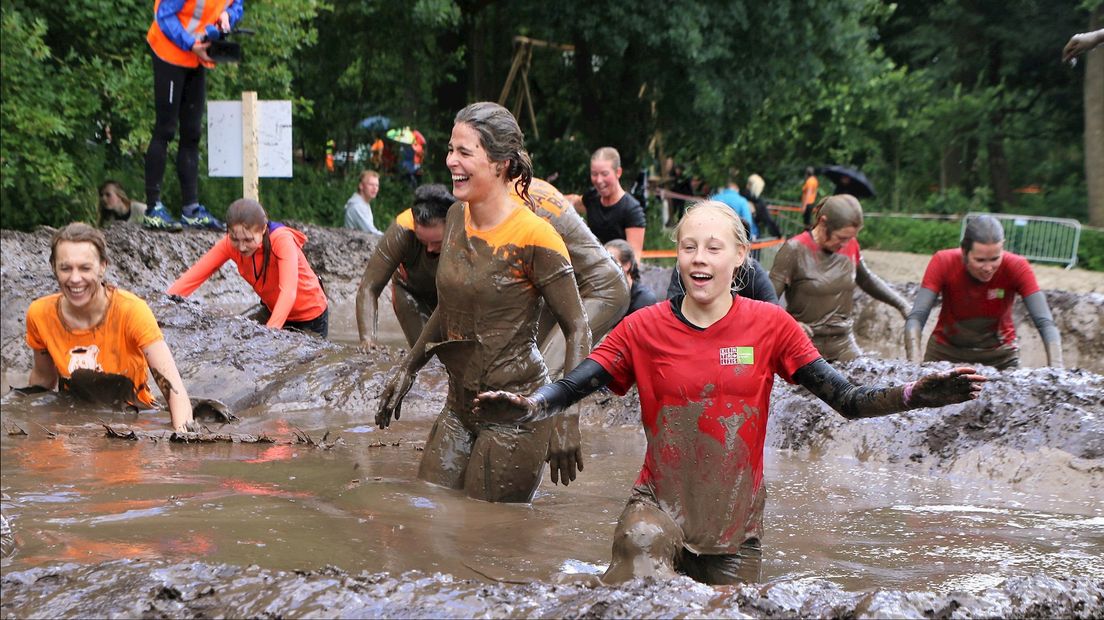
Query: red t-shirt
589,296,821,553
921,249,1040,349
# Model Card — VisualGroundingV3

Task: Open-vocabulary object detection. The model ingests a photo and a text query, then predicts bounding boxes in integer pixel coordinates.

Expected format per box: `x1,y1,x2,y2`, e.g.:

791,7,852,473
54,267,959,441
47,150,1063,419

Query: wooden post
241,91,259,201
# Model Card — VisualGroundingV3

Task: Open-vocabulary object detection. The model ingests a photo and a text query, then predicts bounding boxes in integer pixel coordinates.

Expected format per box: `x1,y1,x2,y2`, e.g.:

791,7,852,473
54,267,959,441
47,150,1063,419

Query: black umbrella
818,165,876,199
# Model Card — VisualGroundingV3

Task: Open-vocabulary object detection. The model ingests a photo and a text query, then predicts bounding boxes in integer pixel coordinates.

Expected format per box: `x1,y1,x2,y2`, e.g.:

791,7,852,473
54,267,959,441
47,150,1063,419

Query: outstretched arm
167,237,233,297
856,259,910,317
904,287,938,362
376,308,443,428
1023,291,1063,368
793,358,985,419
355,226,409,345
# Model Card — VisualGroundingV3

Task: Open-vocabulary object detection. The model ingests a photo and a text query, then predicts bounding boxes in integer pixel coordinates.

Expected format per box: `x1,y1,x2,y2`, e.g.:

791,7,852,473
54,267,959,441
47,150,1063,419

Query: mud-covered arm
28,349,59,390
144,340,193,432
904,287,938,362
355,224,410,345
856,258,910,318
1023,291,1063,368
376,308,443,428
532,359,612,415
768,241,796,299
793,358,985,419
540,270,592,375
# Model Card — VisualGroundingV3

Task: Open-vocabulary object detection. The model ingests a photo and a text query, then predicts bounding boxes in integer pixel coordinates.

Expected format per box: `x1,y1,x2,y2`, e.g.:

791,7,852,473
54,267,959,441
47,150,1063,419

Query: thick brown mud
2,226,1103,617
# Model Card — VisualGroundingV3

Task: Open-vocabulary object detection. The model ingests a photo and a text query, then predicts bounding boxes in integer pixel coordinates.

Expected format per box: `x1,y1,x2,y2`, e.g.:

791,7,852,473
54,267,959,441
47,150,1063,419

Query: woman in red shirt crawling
168,199,329,337
475,201,987,585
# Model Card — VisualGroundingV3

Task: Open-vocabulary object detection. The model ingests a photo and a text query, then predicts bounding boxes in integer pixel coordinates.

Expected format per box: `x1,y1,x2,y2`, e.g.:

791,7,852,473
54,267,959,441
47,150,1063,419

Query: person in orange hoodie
167,199,329,337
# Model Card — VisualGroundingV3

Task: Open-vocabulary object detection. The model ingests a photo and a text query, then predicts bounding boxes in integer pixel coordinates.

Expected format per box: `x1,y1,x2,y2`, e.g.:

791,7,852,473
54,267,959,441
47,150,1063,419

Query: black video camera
201,26,255,64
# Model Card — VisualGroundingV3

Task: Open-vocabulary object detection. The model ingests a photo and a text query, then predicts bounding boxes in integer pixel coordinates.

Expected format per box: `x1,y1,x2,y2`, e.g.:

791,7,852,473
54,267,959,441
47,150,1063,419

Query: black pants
284,307,330,339
145,50,206,208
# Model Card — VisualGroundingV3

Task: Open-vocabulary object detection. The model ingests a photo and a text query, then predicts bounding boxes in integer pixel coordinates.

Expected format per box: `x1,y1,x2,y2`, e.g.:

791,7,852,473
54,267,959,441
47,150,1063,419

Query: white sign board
208,100,293,177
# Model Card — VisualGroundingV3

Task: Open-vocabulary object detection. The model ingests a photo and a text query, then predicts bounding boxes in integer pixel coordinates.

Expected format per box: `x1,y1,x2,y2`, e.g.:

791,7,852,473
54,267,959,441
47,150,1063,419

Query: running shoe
142,203,183,231
181,204,226,231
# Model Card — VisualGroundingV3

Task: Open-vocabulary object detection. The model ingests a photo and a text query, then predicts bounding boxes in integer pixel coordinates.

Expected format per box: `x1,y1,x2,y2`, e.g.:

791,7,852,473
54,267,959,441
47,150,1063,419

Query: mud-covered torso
589,297,820,554
923,249,1039,350
772,232,860,335
515,180,626,300
384,211,440,307
434,202,573,420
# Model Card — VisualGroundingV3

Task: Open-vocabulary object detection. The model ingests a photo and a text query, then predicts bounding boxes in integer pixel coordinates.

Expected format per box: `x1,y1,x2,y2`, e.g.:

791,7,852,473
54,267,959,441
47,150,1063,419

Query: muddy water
3,371,1101,590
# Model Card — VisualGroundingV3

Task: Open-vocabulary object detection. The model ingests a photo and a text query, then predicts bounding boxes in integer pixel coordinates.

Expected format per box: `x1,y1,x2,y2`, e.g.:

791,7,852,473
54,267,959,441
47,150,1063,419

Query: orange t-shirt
25,287,164,407
167,225,327,328
801,176,819,207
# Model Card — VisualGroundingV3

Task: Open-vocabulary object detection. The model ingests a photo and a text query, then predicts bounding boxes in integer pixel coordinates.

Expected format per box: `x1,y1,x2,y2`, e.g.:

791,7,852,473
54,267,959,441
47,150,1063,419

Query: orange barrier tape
641,237,785,260
768,204,804,213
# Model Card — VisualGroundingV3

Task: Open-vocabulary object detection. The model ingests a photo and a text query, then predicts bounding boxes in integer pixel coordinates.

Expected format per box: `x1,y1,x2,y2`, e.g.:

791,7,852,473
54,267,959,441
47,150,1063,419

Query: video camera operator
143,0,244,232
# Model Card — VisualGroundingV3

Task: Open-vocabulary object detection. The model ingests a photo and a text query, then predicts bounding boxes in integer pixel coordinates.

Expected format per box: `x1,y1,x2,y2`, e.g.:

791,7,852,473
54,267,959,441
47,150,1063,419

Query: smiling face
53,241,106,309
965,241,1004,282
590,157,622,201
228,224,265,258
677,207,749,308
446,122,501,203
414,219,446,255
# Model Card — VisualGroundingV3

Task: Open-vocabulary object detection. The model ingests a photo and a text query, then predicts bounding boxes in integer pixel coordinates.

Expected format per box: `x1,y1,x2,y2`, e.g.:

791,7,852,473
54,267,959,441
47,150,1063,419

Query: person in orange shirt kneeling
25,224,194,432
168,199,329,337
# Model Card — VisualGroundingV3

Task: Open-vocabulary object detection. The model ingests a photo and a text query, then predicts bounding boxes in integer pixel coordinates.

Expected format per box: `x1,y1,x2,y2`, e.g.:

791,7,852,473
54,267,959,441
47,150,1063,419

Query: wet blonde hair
670,200,751,250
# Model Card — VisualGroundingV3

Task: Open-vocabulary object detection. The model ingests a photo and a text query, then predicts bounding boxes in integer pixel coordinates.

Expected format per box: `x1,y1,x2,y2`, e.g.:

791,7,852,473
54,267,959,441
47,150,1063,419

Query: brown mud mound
768,358,1104,488
2,560,1101,619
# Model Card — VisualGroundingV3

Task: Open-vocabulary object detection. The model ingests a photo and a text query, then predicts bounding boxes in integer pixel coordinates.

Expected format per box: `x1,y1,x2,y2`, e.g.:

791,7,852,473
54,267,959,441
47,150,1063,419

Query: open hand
547,414,583,486
377,368,415,429
908,367,986,408
472,390,540,425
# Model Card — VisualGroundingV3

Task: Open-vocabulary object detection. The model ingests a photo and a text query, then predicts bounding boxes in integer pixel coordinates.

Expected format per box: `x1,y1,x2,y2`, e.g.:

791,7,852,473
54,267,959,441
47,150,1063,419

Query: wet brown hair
226,199,275,283
454,102,534,202
604,239,639,280
591,147,621,170
97,180,131,226
812,194,864,234
50,223,109,268
961,214,1005,254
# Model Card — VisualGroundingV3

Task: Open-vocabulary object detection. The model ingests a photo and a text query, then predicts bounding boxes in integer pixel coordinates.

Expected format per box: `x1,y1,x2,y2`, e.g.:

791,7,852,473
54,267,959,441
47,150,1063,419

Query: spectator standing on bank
143,0,242,231
345,170,383,234
711,174,757,239
567,147,646,259
741,173,782,238
800,167,819,228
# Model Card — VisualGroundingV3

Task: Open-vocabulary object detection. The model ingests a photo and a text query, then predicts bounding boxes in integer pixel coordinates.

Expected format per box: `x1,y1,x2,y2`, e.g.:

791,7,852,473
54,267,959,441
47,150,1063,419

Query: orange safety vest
147,0,229,68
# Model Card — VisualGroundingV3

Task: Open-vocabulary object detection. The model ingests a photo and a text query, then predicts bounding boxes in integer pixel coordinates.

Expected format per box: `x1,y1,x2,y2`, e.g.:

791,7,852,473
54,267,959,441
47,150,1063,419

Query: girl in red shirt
475,201,987,585
168,199,329,337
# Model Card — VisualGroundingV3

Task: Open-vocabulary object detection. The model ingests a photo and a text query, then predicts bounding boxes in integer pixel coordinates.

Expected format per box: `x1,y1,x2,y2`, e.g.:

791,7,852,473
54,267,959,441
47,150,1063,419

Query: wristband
902,381,916,407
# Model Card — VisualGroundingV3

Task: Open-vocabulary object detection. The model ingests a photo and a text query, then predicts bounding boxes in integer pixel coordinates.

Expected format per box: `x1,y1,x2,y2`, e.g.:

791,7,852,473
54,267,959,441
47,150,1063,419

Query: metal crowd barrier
962,212,1081,269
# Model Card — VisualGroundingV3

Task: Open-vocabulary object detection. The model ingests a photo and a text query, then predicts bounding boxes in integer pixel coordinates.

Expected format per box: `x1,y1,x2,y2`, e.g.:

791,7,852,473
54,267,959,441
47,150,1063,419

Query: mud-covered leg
601,497,684,583
464,418,553,503
417,408,475,490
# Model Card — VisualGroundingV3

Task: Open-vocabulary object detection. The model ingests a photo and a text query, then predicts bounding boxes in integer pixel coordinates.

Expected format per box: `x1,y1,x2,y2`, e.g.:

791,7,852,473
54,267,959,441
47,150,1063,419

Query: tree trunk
1086,7,1104,226
987,129,1015,211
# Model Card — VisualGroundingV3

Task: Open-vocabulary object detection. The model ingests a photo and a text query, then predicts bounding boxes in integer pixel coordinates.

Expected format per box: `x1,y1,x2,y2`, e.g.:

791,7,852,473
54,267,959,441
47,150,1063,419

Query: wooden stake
241,91,259,201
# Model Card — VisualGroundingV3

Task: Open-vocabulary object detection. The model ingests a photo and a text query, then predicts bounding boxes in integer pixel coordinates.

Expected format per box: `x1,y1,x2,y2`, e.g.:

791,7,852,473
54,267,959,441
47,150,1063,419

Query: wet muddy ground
2,225,1103,617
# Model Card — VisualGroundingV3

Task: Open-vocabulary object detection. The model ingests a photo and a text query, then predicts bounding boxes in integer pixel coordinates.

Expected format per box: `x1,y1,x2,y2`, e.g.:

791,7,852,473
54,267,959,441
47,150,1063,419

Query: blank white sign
208,100,293,178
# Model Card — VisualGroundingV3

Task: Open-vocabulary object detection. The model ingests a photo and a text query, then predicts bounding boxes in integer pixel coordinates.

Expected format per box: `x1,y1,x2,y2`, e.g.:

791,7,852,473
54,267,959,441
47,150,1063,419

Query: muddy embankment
3,559,1102,619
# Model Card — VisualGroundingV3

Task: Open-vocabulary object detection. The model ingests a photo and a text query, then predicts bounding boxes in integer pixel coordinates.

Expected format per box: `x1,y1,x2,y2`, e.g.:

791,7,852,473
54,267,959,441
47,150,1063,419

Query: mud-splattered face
677,210,748,307
53,241,106,309
965,241,1004,282
816,223,859,253
590,157,622,201
228,224,265,258
446,122,500,203
414,220,445,255
99,185,128,215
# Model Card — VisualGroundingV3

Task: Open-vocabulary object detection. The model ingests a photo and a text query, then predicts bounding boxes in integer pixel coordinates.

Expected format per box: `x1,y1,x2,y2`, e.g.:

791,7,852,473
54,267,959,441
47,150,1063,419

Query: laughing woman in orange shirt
168,199,330,337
